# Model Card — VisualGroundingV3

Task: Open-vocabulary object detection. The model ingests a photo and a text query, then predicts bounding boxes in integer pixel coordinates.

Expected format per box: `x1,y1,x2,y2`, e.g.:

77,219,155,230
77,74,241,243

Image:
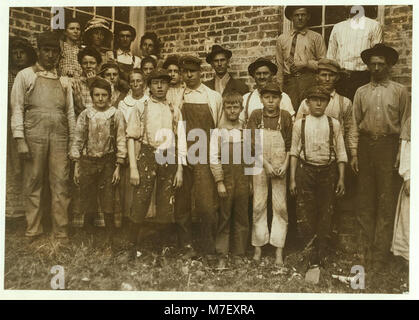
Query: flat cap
163,54,181,69
305,85,331,100
260,81,282,96
179,55,202,71
248,57,278,77
317,58,340,73
146,69,172,86
37,31,61,48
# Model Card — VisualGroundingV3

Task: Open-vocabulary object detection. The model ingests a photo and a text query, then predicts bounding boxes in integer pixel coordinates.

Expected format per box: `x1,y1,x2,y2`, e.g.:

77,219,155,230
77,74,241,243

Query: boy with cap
163,55,185,111
204,45,248,96
71,78,126,248
11,31,76,242
352,44,410,272
276,6,326,111
289,86,346,267
246,81,293,265
126,69,185,258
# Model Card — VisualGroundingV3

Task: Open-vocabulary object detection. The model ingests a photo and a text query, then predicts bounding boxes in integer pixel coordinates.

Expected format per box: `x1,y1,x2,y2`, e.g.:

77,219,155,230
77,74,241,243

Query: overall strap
244,90,255,125
83,112,90,155
143,99,150,144
301,114,307,161
109,113,116,151
327,116,335,164
338,94,344,124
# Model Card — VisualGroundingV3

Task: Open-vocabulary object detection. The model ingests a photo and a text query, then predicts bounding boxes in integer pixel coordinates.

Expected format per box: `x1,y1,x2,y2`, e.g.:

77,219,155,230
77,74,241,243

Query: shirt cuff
116,157,125,165
13,131,25,139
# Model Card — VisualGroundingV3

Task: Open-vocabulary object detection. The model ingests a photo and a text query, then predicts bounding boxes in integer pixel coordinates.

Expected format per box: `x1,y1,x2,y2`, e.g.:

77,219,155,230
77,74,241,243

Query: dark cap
317,58,340,73
179,55,202,71
99,62,120,75
146,69,172,86
163,54,180,69
9,36,37,66
248,57,278,77
260,81,282,96
206,45,232,64
284,6,313,20
360,43,399,66
305,85,331,100
37,31,61,49
115,24,136,40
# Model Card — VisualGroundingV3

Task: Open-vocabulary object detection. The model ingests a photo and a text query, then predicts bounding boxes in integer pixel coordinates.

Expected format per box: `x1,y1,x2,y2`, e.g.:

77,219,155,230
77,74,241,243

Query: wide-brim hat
179,55,202,71
260,81,282,96
83,18,113,46
285,6,313,20
360,43,399,66
114,24,137,41
248,57,278,77
163,54,180,69
146,69,172,86
206,45,232,64
9,36,37,66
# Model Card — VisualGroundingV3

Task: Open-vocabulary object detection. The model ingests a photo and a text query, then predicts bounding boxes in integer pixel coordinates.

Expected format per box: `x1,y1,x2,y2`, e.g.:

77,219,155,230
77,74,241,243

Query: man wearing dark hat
241,57,295,125
6,37,37,219
178,55,223,260
10,31,76,242
203,45,248,96
276,6,326,111
163,54,185,111
112,24,141,82
351,44,410,272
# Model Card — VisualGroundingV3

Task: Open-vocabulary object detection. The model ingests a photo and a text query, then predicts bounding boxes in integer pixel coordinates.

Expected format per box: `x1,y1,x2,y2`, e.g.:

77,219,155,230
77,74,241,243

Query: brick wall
145,6,282,89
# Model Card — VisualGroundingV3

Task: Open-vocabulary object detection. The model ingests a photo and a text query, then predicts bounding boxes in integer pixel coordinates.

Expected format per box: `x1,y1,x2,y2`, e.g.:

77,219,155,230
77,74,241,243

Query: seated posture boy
247,81,293,266
210,91,250,269
289,86,346,267
71,78,127,247
126,69,185,258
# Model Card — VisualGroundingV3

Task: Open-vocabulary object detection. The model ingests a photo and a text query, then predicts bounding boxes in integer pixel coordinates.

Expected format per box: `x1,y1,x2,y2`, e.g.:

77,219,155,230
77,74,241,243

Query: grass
4,218,409,294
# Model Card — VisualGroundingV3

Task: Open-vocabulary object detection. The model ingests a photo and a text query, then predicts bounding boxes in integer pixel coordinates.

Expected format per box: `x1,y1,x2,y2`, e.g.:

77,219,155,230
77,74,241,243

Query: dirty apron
182,101,219,254
252,116,288,248
23,75,70,238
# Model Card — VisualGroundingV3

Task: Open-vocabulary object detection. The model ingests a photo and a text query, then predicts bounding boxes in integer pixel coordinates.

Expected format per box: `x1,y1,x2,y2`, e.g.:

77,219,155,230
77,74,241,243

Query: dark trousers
174,165,193,247
335,70,370,102
283,72,316,111
357,135,402,262
296,161,337,253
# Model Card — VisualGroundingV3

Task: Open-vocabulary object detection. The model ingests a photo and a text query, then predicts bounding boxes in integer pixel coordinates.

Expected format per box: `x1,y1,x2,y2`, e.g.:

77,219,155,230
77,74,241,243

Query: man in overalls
178,55,223,260
11,31,76,242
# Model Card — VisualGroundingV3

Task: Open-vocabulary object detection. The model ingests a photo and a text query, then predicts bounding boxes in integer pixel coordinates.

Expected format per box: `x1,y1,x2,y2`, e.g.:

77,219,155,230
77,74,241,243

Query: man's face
150,79,169,100
118,30,132,49
38,46,60,70
167,64,181,86
223,101,242,122
292,8,310,30
368,56,389,81
317,69,339,91
182,68,201,89
92,87,110,109
261,92,281,114
307,96,329,117
141,38,154,56
254,66,272,88
11,48,29,69
65,22,81,42
211,53,229,77
103,67,119,86
129,73,145,94
142,62,155,77
81,55,98,75
91,29,105,47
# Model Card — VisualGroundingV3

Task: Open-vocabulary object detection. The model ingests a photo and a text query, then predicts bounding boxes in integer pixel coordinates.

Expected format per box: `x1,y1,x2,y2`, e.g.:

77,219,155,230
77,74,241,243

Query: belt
299,159,336,169
81,153,116,161
360,132,399,141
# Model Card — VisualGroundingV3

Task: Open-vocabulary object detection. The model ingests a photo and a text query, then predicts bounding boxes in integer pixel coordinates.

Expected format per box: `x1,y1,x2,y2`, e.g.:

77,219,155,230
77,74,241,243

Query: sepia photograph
2,2,412,295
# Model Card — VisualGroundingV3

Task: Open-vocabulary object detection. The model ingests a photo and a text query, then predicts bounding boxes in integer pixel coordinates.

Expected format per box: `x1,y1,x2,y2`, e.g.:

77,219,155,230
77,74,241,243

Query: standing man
204,45,248,96
352,44,410,273
327,5,383,101
178,55,223,260
11,31,76,242
163,54,185,111
276,6,326,111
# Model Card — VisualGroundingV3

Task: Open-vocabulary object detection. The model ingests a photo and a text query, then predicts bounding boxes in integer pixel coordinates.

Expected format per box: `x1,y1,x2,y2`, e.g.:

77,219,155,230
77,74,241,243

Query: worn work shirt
58,41,83,78
327,17,383,71
73,76,93,117
352,80,411,155
291,114,347,166
10,64,76,143
276,28,326,86
71,106,127,163
214,73,231,95
114,48,141,68
297,90,357,156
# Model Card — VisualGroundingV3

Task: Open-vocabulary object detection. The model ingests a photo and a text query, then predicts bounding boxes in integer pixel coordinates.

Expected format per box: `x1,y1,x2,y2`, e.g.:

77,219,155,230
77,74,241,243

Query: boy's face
81,55,98,75
103,67,119,86
11,48,29,69
129,73,144,94
150,78,169,100
167,64,181,86
181,68,201,89
142,62,155,77
141,39,154,56
223,101,243,122
261,92,281,114
307,96,329,117
92,87,110,109
317,69,338,91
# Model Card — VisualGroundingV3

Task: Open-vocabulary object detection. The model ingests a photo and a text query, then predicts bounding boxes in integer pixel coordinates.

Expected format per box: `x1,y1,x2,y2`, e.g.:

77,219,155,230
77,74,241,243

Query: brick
230,35,238,41
232,20,249,27
166,21,180,28
170,13,185,21
216,22,231,29
199,25,211,32
197,18,210,24
33,16,50,25
241,26,258,33
207,30,222,37
244,11,260,19
156,15,167,23
155,23,165,29
223,28,240,35
217,7,234,15
260,23,278,31
263,8,278,15
211,16,224,23
164,7,179,15
235,6,250,12
12,11,32,21
201,9,216,17
178,7,193,13
185,26,199,33
185,11,200,19
181,19,195,26
192,32,205,39
222,36,229,42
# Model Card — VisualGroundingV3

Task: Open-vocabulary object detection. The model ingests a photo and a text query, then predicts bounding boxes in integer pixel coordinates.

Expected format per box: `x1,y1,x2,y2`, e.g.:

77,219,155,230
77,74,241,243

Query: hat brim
285,6,313,20
248,60,278,77
115,25,137,40
147,74,172,85
83,27,113,46
361,46,399,66
206,49,232,64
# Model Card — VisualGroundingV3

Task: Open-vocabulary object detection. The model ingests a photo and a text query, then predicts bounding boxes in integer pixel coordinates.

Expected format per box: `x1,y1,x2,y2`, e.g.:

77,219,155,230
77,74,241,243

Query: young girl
58,18,83,78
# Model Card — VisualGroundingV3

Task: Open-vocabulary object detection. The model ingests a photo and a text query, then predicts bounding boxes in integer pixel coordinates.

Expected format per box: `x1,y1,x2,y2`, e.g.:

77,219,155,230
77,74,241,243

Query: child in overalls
247,81,293,266
289,85,346,267
210,90,250,269
71,78,127,248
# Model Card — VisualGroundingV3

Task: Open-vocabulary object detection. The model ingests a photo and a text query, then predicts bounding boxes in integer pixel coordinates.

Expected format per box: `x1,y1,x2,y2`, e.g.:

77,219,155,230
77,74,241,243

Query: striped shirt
327,16,383,71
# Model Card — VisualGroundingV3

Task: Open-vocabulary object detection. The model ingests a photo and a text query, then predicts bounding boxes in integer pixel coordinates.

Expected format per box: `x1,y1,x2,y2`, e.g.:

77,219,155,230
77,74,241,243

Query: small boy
247,81,293,266
71,77,127,247
289,85,346,267
210,90,250,269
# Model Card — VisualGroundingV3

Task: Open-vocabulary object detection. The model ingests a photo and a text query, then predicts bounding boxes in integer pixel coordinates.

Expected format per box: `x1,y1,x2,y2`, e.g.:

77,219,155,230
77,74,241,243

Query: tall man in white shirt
327,5,383,101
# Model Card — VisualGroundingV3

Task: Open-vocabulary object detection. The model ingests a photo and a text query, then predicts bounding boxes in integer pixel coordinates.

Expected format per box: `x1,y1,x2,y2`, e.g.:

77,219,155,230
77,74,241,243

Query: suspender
83,112,117,156
244,90,255,125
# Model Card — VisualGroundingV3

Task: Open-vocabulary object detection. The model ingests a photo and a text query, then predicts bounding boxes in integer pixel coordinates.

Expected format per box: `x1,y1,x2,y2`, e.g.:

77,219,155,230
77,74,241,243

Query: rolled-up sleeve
351,89,362,156
290,119,302,158
342,98,357,157
334,121,348,163
175,109,188,165
61,77,77,149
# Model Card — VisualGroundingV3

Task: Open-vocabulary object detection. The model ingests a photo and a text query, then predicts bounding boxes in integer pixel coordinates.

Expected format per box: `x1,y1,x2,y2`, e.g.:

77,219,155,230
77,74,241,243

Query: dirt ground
4,218,409,294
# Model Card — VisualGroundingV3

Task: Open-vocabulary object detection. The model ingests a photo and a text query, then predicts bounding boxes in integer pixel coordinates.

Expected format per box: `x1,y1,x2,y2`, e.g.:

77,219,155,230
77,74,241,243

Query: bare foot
253,246,262,261
275,248,284,266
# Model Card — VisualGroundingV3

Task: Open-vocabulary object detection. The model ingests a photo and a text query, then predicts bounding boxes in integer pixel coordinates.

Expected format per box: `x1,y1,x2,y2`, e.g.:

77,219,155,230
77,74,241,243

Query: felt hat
162,54,180,69
37,31,61,49
360,43,399,66
248,57,278,77
114,24,137,41
285,6,313,20
260,81,282,95
179,55,202,71
317,58,341,73
305,85,331,100
83,18,113,46
206,45,232,64
9,36,37,66
146,69,171,86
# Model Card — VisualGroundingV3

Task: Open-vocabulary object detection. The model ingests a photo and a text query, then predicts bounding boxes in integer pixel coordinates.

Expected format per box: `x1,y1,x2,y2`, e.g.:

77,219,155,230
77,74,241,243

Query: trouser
357,135,402,262
23,132,70,238
252,169,288,248
216,164,249,256
295,161,337,254
335,70,370,102
283,72,316,112
174,165,193,247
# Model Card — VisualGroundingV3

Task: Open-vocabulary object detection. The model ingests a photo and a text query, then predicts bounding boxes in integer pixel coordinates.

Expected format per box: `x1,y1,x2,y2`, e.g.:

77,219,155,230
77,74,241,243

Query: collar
330,89,337,97
123,91,145,106
150,95,168,105
371,79,390,88
184,83,205,94
292,27,308,36
215,73,231,81
117,48,132,56
33,63,59,79
86,106,116,119
263,109,280,118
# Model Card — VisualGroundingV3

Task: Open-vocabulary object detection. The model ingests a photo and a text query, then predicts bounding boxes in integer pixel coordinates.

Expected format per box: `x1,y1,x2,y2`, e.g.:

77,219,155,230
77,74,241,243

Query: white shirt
118,91,148,123
327,16,383,71
115,48,141,68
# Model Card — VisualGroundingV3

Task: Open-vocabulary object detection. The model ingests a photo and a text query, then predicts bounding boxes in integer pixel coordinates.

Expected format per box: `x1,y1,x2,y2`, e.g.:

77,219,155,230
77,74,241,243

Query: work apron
252,116,288,248
24,75,70,237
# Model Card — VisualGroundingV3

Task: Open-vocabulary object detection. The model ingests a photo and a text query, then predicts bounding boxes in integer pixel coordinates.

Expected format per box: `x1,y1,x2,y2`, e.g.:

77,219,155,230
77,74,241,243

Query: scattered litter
271,267,288,275
332,274,355,285
120,282,136,291
181,266,189,275
81,277,90,282
196,270,205,277
130,271,138,276
256,274,263,279
305,267,320,284
136,251,142,258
